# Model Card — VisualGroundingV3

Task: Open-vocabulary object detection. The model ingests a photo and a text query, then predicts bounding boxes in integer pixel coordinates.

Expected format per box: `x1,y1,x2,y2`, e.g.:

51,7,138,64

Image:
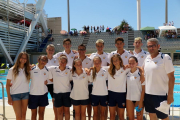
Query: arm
167,71,175,104
138,85,145,109
49,79,53,82
6,79,13,105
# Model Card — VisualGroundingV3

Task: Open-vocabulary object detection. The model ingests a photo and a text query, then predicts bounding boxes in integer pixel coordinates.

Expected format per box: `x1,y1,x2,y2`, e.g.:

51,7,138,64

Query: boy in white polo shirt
133,37,149,66
143,38,175,120
108,37,132,66
29,55,49,120
54,38,78,67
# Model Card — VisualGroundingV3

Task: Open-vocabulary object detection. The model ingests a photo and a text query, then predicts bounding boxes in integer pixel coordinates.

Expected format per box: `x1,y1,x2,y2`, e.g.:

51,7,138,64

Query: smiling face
19,54,27,65
38,56,48,67
96,43,104,53
112,56,121,67
133,40,143,49
115,40,124,50
93,57,102,68
63,41,71,50
46,46,55,56
74,60,82,71
128,58,138,69
78,46,86,56
59,58,67,69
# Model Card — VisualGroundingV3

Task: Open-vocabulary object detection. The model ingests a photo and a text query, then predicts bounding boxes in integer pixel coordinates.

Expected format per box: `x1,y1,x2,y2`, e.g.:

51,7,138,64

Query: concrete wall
47,17,62,34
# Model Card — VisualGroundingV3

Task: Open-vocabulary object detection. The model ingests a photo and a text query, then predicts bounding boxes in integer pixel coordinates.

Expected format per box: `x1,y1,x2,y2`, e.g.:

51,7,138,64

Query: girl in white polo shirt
70,58,91,120
49,55,71,120
6,52,31,120
28,55,49,120
126,56,145,120
89,56,108,120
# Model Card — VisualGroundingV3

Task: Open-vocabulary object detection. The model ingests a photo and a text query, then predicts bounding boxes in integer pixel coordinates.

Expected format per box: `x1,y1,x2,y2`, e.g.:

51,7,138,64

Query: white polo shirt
133,49,149,66
30,65,49,95
49,66,71,93
89,68,108,96
7,67,29,95
143,53,175,95
90,52,109,66
126,69,145,101
105,66,130,93
46,57,59,84
108,50,132,65
53,50,78,67
70,70,90,100
81,56,93,69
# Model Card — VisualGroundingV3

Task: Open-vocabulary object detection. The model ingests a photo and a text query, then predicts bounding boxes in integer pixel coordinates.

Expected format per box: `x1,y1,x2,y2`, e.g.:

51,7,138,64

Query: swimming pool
0,66,180,107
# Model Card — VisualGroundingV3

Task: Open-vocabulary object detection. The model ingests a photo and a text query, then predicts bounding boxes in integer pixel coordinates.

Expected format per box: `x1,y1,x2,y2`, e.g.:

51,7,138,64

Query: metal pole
0,82,7,120
137,0,141,30
165,0,168,24
67,0,70,33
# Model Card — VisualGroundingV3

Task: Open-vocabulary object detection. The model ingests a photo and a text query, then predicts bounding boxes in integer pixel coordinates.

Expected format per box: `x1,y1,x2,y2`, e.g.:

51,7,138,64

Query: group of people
163,21,174,26
164,30,179,39
6,36,175,120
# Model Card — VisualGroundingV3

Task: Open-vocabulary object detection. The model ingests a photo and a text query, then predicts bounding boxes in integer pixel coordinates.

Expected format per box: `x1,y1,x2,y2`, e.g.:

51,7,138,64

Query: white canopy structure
158,26,177,37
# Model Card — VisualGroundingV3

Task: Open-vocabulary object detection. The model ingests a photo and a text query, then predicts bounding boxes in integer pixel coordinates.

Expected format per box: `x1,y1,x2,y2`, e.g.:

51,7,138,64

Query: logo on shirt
44,73,46,75
134,77,137,79
65,72,68,74
125,56,127,58
141,56,144,58
155,62,158,64
102,74,104,76
54,61,56,63
121,71,123,73
103,57,105,59
71,56,74,58
83,76,85,78
122,103,125,107
86,63,88,64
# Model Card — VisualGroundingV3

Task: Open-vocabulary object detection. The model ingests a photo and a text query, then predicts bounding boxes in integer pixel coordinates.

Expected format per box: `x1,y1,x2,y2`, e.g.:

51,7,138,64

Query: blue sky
20,0,180,31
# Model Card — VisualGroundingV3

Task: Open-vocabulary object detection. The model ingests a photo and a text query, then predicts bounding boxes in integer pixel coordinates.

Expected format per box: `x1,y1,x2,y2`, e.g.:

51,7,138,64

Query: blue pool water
0,66,180,107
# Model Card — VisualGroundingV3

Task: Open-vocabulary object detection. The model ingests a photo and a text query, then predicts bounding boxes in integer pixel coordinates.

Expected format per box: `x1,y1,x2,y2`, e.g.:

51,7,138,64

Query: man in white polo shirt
143,38,175,120
133,37,149,66
53,38,78,67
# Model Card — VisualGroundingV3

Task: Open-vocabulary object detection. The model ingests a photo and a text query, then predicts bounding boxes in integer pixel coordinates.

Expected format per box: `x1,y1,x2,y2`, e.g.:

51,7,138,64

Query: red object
19,20,31,26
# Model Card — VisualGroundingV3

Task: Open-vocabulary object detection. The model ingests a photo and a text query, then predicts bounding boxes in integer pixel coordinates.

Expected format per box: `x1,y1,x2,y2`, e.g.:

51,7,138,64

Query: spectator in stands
94,26,96,32
87,26,89,33
169,21,171,26
102,25,104,31
97,26,99,31
51,29,53,34
91,26,92,33
172,21,174,26
100,25,102,32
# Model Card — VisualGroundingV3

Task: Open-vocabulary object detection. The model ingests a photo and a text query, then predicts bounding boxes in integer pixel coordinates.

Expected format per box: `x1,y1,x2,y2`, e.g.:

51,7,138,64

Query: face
78,46,86,56
74,60,82,70
63,41,71,50
128,58,138,68
38,56,48,67
133,40,143,49
147,41,160,55
115,41,124,50
46,47,55,56
19,54,27,64
59,58,67,68
96,43,104,52
93,58,102,68
112,57,121,67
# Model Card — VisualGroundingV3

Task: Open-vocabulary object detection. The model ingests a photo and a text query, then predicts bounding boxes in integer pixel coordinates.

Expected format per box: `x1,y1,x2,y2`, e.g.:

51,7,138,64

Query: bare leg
64,106,70,120
21,99,28,120
93,106,98,120
12,100,22,120
109,106,116,120
31,109,37,120
126,100,135,120
87,103,92,120
74,105,81,120
38,107,45,120
118,108,125,120
57,107,63,120
100,106,107,120
81,105,87,120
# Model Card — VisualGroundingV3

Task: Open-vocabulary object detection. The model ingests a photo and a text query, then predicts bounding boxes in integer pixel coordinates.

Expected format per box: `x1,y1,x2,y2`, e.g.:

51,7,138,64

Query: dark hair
38,55,48,63
128,56,138,63
72,58,82,75
63,38,71,44
78,44,86,50
115,37,124,44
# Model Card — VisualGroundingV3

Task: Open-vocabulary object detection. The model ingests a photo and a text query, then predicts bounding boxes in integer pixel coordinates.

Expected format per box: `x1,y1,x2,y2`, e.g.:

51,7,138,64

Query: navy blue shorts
11,92,29,101
88,84,93,103
28,93,49,109
54,92,71,108
144,93,169,119
91,95,108,107
46,84,54,98
71,99,89,106
108,91,126,108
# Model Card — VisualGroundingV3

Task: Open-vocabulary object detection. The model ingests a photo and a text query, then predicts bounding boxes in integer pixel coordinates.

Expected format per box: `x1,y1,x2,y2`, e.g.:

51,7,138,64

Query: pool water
0,66,180,107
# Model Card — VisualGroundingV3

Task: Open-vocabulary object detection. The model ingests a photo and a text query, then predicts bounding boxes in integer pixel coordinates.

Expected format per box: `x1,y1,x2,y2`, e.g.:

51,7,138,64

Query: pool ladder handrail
0,82,7,120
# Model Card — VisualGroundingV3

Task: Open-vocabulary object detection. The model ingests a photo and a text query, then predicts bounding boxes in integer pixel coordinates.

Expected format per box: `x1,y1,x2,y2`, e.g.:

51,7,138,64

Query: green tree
118,19,133,31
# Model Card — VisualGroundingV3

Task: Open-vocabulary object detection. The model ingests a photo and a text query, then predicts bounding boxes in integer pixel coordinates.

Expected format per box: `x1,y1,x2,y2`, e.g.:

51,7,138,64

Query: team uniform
28,65,49,109
143,53,175,119
7,67,29,101
89,68,108,107
108,50,132,65
80,56,93,103
46,57,59,98
126,69,145,103
133,49,149,66
89,52,109,66
49,66,71,108
53,50,78,67
70,69,91,105
103,66,130,108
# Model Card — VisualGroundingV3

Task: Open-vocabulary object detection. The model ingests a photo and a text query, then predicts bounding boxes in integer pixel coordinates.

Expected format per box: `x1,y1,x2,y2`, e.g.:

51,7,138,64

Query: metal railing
0,82,7,120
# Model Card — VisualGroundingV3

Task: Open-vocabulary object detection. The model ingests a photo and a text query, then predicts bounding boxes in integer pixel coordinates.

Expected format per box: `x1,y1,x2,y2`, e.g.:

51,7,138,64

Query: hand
138,101,143,109
123,65,130,70
30,64,35,70
72,50,78,54
167,94,174,105
129,50,134,55
74,55,78,59
44,80,48,85
85,68,91,75
10,83,12,87
8,97,13,105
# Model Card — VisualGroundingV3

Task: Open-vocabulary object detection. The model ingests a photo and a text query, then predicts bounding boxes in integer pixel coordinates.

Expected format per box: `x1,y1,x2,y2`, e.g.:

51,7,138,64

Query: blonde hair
108,54,123,79
92,56,102,81
13,52,30,82
46,44,55,50
72,58,82,75
96,39,104,45
58,55,68,63
134,37,142,42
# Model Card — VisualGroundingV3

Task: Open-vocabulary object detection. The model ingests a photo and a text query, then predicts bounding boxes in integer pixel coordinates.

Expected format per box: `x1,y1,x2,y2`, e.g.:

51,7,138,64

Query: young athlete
6,52,31,120
29,55,49,120
49,55,72,120
126,56,145,120
70,58,91,120
89,56,108,120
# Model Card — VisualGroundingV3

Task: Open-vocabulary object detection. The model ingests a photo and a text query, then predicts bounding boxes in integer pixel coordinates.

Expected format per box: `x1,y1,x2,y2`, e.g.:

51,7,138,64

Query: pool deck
0,100,179,120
